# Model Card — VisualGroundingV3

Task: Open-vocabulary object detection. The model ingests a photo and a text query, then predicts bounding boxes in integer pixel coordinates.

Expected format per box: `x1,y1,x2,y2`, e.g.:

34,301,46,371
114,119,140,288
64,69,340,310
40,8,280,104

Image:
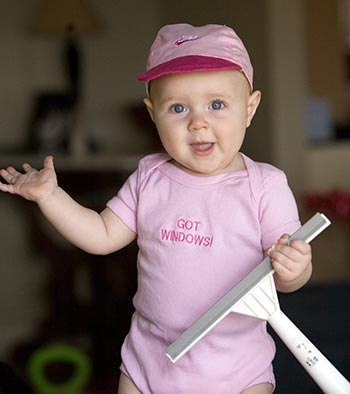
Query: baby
0,24,312,394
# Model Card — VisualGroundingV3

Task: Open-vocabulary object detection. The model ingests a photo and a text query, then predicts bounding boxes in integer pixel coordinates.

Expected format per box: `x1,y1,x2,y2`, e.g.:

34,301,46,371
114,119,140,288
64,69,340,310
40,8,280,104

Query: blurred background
0,0,349,392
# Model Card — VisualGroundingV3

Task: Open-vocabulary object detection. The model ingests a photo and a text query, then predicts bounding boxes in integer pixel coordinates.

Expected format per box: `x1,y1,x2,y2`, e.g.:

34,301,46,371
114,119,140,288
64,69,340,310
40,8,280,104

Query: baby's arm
0,156,136,254
267,235,312,293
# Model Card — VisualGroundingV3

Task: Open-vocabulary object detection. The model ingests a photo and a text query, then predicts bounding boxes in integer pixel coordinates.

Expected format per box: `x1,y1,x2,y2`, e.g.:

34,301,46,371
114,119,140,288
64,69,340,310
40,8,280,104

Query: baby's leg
117,372,141,394
241,382,274,394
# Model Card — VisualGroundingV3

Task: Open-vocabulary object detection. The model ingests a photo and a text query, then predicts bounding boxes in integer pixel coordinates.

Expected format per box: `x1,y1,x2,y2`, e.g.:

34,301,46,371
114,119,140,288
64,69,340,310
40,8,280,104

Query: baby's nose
188,112,208,131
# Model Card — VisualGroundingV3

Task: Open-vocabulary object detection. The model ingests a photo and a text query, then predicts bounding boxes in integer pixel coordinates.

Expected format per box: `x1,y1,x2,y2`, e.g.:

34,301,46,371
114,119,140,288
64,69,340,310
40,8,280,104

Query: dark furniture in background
8,170,138,392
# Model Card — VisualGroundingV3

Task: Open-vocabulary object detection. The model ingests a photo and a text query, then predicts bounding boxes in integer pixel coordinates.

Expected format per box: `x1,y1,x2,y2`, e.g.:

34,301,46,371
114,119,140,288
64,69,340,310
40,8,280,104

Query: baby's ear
246,90,261,127
144,97,155,122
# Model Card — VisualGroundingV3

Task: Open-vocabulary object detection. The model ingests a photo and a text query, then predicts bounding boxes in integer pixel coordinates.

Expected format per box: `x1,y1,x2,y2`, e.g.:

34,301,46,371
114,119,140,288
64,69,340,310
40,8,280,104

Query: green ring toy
27,344,91,394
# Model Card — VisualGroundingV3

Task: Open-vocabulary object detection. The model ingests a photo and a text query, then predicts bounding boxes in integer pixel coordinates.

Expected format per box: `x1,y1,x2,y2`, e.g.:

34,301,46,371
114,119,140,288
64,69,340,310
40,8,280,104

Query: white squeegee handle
268,309,350,394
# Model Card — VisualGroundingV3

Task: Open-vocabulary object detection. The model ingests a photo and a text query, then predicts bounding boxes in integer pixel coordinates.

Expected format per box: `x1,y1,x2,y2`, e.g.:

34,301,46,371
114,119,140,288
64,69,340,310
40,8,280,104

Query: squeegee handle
268,309,350,394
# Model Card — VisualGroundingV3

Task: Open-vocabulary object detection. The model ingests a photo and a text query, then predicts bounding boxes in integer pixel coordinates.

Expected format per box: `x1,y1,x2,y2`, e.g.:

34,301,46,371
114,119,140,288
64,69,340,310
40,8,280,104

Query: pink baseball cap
137,23,253,90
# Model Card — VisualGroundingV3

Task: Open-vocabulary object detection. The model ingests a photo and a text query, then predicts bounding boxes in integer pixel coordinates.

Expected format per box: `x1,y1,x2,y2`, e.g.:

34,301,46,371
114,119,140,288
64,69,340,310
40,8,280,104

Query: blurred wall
304,0,347,124
0,0,159,152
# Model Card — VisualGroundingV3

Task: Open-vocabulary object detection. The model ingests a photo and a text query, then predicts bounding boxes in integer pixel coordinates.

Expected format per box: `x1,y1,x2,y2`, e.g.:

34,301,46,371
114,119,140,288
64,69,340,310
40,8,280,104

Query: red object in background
304,189,350,222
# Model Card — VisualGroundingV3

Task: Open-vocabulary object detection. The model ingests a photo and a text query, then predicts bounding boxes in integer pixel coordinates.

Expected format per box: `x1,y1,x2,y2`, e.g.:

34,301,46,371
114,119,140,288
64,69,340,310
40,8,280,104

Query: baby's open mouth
190,142,215,155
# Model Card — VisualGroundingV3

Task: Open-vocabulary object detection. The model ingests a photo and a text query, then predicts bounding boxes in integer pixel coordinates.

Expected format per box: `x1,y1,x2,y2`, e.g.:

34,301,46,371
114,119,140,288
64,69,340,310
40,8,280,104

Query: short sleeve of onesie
106,153,170,234
245,158,300,250
107,170,139,233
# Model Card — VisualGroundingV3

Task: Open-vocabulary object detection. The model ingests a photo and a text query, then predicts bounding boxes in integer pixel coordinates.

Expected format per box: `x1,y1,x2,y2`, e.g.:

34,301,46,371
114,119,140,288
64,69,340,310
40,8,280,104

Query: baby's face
144,70,261,176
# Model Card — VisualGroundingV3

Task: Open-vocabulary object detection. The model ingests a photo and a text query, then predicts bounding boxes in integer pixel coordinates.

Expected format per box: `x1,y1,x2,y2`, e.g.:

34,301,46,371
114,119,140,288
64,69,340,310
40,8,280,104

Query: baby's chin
170,160,224,177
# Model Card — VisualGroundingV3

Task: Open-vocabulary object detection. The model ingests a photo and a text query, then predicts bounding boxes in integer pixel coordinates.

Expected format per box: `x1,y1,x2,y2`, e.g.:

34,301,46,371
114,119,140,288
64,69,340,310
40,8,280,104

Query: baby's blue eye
210,100,224,110
171,104,186,113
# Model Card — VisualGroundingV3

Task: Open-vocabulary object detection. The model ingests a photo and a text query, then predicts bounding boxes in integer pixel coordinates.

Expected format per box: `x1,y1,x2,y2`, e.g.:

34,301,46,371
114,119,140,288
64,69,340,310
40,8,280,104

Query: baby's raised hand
0,156,58,203
267,234,312,292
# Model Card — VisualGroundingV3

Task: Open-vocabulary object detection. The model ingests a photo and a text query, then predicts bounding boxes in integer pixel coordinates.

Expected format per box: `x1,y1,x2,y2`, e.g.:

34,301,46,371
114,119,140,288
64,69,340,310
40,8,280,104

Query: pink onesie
107,152,300,394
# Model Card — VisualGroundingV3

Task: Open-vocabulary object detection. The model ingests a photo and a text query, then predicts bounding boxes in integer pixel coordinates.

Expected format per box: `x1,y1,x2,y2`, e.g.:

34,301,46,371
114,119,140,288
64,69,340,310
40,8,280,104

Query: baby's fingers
277,234,290,245
0,168,18,184
288,239,312,255
43,155,55,170
272,258,293,277
22,162,38,174
275,234,311,257
8,166,21,176
269,245,300,269
0,181,16,194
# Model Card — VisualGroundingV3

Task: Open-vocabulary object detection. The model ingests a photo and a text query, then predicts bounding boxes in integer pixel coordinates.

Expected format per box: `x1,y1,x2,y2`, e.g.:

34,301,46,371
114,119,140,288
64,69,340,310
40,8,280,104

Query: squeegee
166,213,350,394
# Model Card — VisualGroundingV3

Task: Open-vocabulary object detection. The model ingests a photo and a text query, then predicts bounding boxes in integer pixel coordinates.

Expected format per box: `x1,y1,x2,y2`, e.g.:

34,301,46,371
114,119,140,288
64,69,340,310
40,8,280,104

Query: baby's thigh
117,372,141,394
241,382,274,394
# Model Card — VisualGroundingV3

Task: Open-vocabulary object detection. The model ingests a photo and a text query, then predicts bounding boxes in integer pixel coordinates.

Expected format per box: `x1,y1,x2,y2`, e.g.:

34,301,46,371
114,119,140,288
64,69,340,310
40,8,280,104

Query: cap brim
137,55,242,81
